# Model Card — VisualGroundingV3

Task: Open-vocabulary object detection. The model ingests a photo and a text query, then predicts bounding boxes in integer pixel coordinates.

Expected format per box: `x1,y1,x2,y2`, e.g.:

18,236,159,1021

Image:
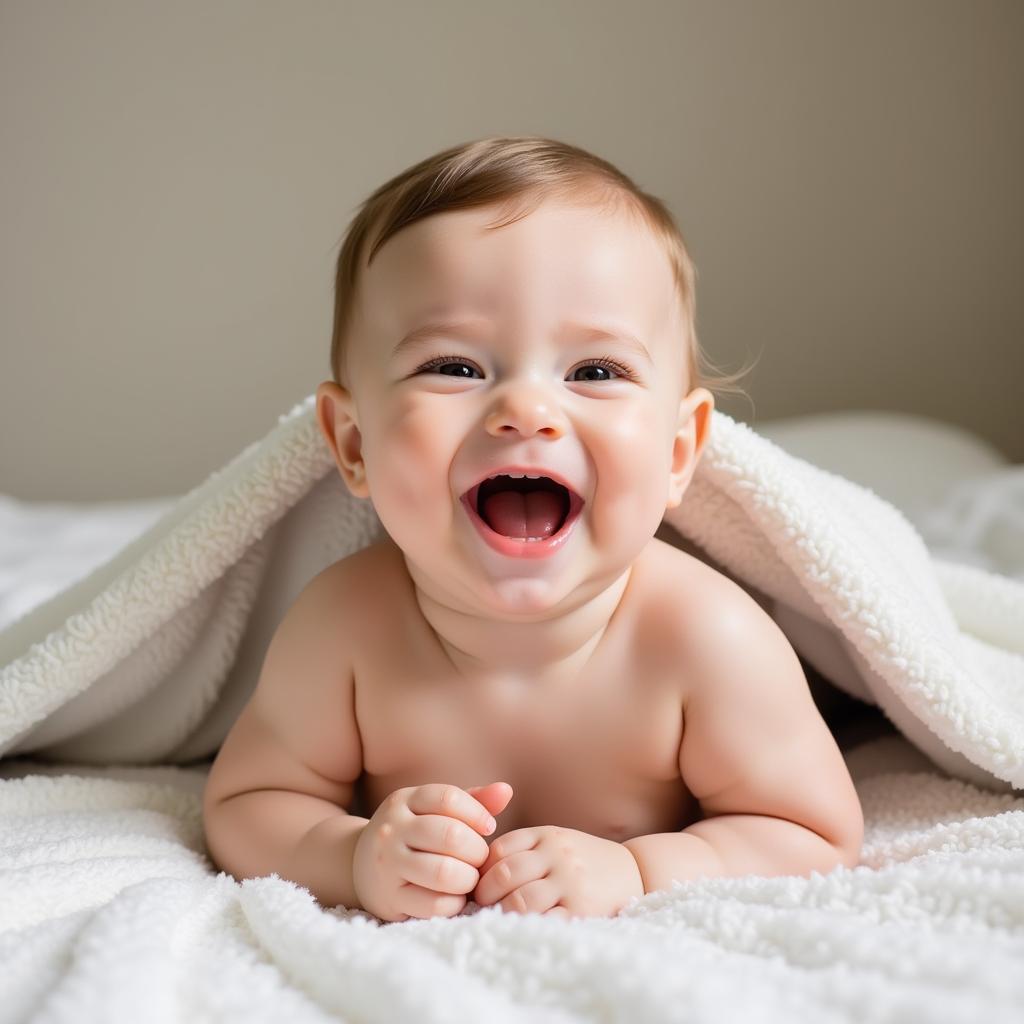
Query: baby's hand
473,825,644,919
352,782,512,922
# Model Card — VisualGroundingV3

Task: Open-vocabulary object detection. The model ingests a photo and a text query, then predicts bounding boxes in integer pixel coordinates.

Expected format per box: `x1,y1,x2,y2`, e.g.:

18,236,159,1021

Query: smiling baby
202,136,864,922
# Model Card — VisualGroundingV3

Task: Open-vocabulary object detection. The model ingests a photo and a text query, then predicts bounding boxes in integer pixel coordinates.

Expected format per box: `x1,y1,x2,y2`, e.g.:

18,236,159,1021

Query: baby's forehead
363,204,677,320
405,198,655,254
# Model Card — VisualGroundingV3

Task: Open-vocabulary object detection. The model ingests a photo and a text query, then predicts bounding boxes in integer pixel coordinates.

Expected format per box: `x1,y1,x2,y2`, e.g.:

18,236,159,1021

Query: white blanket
0,745,1021,1023
1,396,1023,1021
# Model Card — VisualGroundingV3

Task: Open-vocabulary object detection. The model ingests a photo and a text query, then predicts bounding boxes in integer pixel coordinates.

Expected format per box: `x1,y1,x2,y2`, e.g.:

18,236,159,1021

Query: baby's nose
484,386,568,438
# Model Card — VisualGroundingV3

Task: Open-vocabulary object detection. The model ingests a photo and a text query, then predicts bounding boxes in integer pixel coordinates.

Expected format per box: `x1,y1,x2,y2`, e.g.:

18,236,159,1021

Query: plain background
1,0,1021,501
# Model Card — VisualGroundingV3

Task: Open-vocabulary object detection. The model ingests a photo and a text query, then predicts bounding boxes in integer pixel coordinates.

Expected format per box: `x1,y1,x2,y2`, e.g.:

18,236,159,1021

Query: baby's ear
665,387,714,510
315,380,370,498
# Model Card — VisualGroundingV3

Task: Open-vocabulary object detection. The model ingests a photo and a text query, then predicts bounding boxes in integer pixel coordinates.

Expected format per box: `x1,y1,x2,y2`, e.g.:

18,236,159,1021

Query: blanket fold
1,395,1022,793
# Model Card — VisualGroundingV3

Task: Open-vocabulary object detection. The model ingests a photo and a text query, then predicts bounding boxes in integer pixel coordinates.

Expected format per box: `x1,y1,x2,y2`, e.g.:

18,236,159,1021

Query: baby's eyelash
584,357,640,381
415,354,640,382
416,354,473,373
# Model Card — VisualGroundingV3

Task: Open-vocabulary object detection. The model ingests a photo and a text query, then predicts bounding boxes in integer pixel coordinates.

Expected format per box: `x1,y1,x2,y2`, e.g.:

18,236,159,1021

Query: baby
202,136,864,922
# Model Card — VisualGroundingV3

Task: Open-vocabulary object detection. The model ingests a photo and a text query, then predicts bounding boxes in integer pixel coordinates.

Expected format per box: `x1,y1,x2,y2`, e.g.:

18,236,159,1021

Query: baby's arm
202,563,368,910
624,577,864,893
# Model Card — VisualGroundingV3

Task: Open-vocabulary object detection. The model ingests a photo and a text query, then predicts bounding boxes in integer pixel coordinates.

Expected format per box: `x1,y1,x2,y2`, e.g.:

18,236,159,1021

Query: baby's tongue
480,488,565,538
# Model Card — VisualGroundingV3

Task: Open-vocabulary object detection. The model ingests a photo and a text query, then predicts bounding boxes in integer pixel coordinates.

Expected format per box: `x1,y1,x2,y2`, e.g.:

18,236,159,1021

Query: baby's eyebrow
391,318,653,363
391,319,490,359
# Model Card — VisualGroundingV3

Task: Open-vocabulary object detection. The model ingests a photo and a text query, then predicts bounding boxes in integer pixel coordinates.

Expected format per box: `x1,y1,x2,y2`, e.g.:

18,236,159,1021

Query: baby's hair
329,135,752,401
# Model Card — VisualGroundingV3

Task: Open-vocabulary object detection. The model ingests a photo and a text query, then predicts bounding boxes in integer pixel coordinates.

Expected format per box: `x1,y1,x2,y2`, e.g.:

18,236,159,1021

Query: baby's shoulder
635,537,778,659
297,538,402,616
640,536,769,606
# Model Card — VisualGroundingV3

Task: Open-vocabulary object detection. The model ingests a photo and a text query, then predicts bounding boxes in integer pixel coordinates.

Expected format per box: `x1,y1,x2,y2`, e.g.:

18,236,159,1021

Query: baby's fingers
396,882,466,921
405,813,490,867
402,848,479,895
409,783,496,836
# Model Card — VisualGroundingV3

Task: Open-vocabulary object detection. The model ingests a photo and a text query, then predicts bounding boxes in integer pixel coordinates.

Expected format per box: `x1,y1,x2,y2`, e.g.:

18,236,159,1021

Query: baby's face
318,198,712,616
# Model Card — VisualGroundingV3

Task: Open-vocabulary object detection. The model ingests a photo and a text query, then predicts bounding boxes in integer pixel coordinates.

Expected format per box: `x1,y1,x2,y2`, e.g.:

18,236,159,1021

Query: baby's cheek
371,404,455,506
589,415,670,534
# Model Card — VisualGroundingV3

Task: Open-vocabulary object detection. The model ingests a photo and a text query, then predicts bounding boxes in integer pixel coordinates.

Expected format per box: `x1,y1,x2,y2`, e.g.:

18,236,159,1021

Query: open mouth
463,475,573,539
460,474,585,557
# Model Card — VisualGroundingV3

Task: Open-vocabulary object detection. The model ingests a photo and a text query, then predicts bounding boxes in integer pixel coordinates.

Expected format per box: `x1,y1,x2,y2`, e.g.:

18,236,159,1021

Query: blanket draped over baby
1,395,1021,793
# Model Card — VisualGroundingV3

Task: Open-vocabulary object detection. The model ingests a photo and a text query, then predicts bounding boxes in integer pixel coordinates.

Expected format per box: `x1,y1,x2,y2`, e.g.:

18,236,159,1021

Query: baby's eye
570,359,637,383
415,355,637,382
416,357,482,379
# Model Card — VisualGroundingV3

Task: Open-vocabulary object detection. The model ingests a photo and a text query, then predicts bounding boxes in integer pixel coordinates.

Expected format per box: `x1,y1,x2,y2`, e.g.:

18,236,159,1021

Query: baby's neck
404,555,636,686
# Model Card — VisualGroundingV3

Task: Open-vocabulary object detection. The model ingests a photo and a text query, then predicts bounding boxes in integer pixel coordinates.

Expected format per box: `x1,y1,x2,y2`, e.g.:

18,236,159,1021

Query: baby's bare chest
351,640,698,842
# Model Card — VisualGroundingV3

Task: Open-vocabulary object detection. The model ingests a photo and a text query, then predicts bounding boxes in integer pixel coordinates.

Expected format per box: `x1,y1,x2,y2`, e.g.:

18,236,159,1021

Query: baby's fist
352,782,511,922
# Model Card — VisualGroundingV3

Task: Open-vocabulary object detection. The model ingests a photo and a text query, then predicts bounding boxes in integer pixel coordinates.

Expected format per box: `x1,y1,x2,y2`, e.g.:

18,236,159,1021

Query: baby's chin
395,506,644,607
392,533,581,614
469,572,585,618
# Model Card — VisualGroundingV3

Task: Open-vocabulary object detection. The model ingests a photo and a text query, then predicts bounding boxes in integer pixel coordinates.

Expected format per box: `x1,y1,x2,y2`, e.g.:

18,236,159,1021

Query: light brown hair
329,135,750,399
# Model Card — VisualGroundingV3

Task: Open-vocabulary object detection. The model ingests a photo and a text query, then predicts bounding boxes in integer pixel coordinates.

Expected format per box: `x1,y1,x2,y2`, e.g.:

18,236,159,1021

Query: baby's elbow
842,816,865,868
815,769,865,871
833,837,862,871
822,806,865,871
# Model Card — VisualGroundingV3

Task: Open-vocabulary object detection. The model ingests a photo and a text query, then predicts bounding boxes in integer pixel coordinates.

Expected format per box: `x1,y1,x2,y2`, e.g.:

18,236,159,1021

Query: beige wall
2,0,1021,500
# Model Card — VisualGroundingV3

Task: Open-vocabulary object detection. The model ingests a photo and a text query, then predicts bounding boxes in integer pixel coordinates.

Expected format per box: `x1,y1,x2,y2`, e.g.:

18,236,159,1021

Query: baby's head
316,136,742,612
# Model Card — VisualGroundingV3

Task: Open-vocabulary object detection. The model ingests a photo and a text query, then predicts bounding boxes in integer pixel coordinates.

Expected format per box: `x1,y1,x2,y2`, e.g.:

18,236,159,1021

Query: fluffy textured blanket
1,744,1021,1023
1,395,1023,1021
